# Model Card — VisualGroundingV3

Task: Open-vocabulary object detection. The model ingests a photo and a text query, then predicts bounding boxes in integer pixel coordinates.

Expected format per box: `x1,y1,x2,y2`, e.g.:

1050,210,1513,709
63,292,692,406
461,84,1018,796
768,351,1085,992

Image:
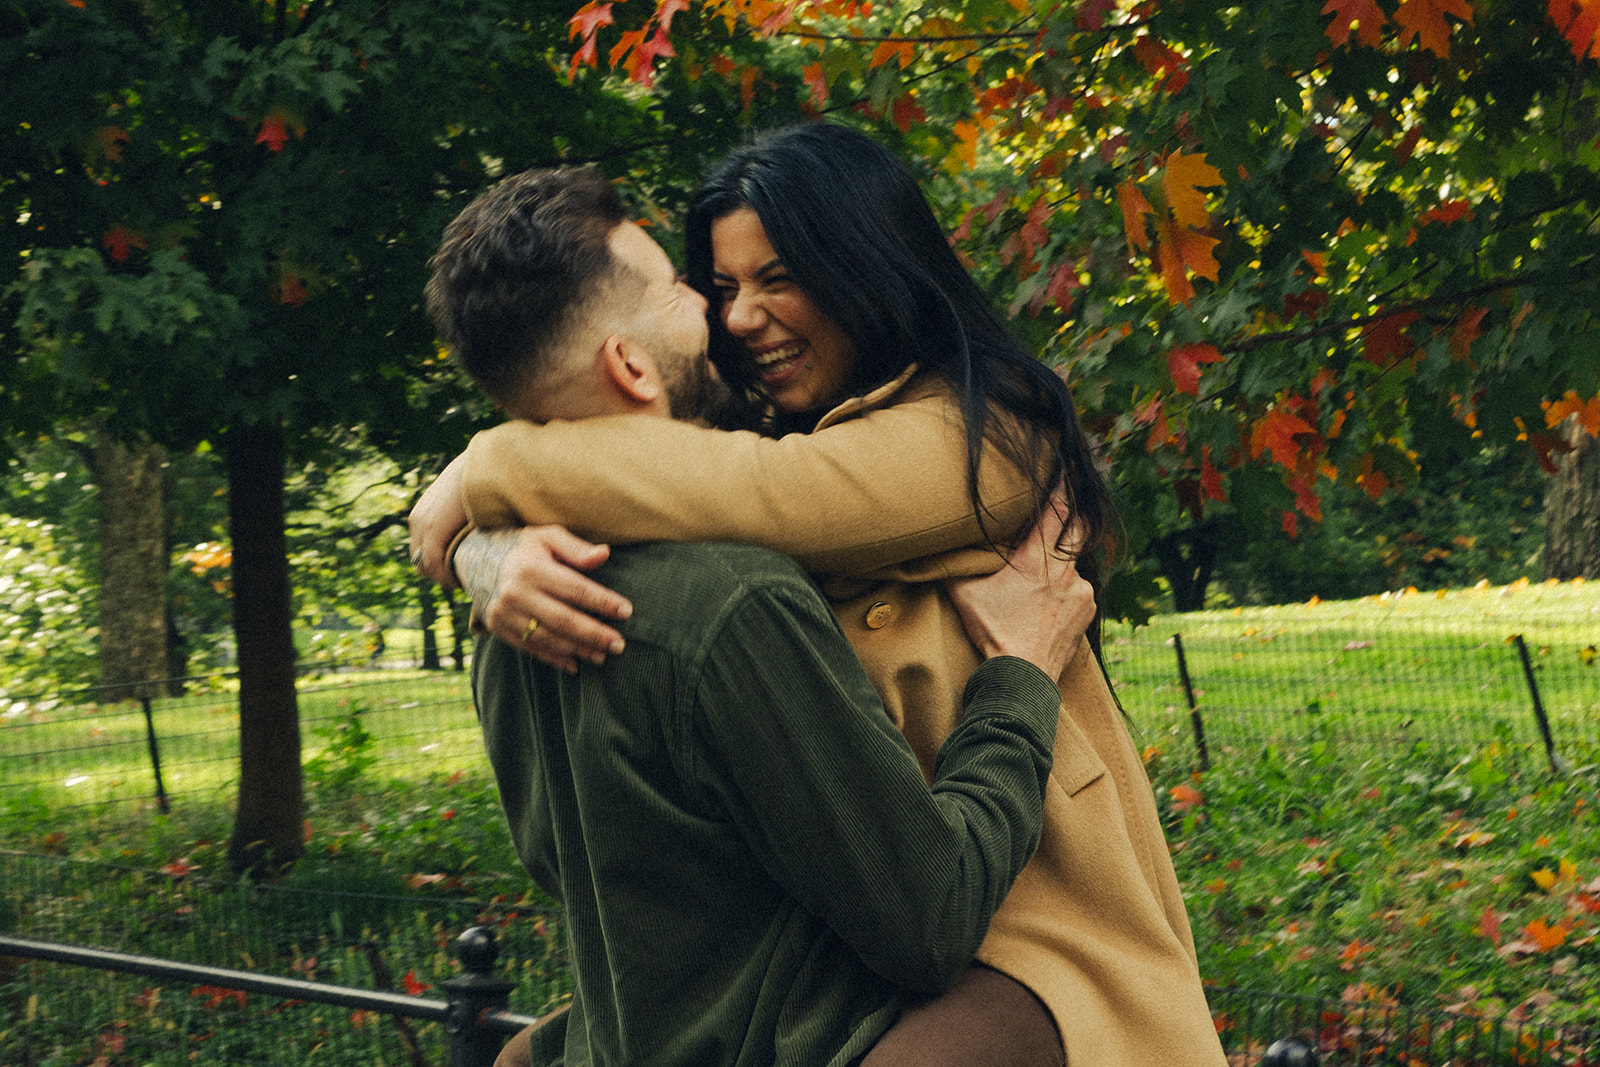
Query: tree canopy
572,0,1600,612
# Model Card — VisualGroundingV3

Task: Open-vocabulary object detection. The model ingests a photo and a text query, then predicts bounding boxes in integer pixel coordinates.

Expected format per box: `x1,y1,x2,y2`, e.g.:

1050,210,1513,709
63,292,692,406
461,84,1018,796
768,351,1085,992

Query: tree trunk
1148,521,1222,613
224,420,305,877
93,426,172,702
1543,417,1600,580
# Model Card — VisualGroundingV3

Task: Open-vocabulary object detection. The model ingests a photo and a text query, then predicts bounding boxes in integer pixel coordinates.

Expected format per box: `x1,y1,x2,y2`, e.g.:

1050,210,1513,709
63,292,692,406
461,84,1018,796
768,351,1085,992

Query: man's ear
599,335,662,406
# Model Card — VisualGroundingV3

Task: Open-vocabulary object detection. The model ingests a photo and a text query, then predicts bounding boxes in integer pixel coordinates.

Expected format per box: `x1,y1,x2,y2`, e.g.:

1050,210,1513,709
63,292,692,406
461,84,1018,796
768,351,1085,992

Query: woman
416,124,1225,1066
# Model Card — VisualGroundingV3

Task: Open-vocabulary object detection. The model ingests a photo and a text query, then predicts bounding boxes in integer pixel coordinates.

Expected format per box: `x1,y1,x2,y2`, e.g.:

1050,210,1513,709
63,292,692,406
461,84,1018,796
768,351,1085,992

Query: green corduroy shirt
472,541,1060,1067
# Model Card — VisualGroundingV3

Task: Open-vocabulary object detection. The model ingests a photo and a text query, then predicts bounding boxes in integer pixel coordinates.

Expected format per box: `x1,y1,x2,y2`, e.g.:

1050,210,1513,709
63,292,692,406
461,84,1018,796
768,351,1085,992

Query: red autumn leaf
1281,510,1299,537
1251,407,1318,468
1362,311,1420,366
653,0,688,33
1549,0,1600,59
1528,429,1572,473
1450,305,1489,360
160,857,199,878
567,1,614,42
1394,126,1423,163
1168,344,1225,396
1076,0,1117,30
1394,0,1473,57
102,225,148,263
402,969,432,995
802,62,829,108
1283,289,1329,321
1133,392,1164,427
1046,261,1081,315
255,114,290,152
891,93,926,134
1200,445,1226,502
276,273,307,307
1117,180,1153,252
1419,198,1473,225
94,125,131,163
1133,35,1189,92
1163,151,1223,230
1323,0,1388,47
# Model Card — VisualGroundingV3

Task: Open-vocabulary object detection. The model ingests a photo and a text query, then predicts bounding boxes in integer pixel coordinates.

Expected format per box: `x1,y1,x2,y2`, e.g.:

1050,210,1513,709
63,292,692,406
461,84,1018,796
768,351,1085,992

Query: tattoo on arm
455,529,520,606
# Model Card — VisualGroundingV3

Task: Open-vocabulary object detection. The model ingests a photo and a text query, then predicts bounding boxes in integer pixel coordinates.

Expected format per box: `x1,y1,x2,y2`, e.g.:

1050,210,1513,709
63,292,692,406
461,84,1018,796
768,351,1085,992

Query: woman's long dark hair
685,123,1114,586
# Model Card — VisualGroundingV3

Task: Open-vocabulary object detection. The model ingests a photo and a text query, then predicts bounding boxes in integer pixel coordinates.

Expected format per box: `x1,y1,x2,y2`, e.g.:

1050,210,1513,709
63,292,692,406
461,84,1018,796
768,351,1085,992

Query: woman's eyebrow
711,258,786,282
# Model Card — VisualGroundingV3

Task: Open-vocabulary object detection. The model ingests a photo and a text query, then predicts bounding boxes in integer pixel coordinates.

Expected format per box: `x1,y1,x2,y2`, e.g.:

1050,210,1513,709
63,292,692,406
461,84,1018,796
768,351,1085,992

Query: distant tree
2,0,769,873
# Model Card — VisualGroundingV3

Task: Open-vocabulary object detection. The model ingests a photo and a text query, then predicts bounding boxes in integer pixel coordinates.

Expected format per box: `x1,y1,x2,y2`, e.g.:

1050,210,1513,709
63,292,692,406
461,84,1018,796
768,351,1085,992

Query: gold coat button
864,602,894,629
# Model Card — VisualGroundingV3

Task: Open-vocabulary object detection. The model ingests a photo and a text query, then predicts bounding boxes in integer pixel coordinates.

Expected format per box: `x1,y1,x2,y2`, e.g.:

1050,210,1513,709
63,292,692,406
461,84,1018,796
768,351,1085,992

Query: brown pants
860,965,1065,1067
494,966,1063,1067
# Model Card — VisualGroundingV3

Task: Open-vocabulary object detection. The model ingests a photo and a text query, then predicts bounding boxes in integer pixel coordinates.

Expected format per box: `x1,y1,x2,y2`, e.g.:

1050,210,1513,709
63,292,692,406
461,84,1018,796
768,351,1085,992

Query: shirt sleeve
456,391,1038,577
685,576,1059,993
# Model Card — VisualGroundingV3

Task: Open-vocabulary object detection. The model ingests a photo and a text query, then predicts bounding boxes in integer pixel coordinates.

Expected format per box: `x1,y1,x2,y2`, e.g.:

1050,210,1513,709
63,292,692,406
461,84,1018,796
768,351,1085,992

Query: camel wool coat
458,368,1228,1067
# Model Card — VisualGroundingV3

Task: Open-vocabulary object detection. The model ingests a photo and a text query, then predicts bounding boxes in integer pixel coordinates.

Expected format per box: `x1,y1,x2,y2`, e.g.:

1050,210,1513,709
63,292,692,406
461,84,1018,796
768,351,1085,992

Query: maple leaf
1520,918,1568,952
1200,445,1226,502
1154,217,1219,304
1543,389,1600,435
1323,0,1388,47
891,92,926,134
870,39,915,70
1282,510,1299,538
567,0,614,42
1549,0,1600,59
1133,35,1189,92
1362,310,1420,366
402,969,432,995
1117,180,1153,252
948,121,978,171
1251,407,1318,469
802,62,829,108
1419,198,1473,226
1077,0,1117,30
1170,783,1203,810
256,114,290,152
1394,126,1423,164
1046,261,1081,315
102,225,148,263
94,125,131,163
1478,906,1502,944
1357,453,1390,500
1163,151,1223,229
1394,0,1473,57
1168,343,1224,396
654,0,688,33
1450,305,1489,361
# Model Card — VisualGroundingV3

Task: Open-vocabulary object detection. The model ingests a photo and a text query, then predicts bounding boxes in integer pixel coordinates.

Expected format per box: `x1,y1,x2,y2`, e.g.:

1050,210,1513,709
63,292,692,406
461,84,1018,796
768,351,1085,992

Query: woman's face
710,207,858,414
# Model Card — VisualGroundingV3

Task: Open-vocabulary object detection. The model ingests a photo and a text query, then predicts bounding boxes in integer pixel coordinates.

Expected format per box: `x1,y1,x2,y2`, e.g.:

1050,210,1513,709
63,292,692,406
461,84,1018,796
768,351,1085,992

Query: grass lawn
2,578,1598,1063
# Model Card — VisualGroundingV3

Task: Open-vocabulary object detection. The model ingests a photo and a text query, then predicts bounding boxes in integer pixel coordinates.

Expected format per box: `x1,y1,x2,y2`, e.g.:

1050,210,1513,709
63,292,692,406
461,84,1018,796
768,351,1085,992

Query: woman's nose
722,289,764,336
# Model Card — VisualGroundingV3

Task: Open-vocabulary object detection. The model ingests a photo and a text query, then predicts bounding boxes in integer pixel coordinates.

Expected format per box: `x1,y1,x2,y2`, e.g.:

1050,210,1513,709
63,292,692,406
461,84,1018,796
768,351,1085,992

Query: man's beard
666,355,733,423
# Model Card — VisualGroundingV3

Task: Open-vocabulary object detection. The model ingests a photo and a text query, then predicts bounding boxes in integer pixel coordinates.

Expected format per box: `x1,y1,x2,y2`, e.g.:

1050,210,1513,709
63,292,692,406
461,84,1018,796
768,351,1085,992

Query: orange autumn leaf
102,225,148,263
1357,453,1391,500
1163,151,1223,230
1394,0,1473,57
1168,343,1225,396
870,39,915,69
1323,0,1388,46
1521,918,1568,952
1155,217,1220,304
890,93,925,133
801,62,829,108
402,969,432,995
1170,783,1203,810
1117,180,1153,252
94,125,131,163
567,0,614,42
1543,390,1600,435
1251,407,1318,468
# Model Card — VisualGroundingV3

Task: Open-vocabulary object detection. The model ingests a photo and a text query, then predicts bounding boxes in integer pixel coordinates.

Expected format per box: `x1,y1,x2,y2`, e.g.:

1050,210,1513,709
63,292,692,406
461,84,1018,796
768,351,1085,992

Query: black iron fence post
1172,633,1211,771
140,696,171,814
445,926,518,1067
1511,634,1564,775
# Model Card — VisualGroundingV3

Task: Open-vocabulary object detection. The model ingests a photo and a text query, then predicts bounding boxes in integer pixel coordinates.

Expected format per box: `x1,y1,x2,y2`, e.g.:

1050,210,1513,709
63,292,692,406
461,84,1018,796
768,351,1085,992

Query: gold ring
521,617,540,642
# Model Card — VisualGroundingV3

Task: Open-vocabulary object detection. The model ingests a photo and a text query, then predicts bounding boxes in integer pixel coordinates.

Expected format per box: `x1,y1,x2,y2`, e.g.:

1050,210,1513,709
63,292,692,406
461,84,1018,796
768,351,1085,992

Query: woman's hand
454,527,634,675
946,493,1094,680
408,453,472,588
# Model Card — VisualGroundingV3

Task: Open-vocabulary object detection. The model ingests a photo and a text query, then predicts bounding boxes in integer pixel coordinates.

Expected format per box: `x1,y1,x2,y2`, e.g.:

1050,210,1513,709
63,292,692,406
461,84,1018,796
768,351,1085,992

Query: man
417,166,1094,1066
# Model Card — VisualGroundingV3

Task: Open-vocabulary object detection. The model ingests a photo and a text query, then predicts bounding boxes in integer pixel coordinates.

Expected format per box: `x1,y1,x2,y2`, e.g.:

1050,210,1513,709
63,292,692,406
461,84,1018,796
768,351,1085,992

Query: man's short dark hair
425,167,628,406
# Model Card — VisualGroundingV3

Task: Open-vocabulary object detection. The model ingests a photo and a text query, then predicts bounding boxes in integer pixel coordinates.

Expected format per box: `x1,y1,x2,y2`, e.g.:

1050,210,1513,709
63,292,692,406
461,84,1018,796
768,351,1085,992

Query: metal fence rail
1,927,540,1067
